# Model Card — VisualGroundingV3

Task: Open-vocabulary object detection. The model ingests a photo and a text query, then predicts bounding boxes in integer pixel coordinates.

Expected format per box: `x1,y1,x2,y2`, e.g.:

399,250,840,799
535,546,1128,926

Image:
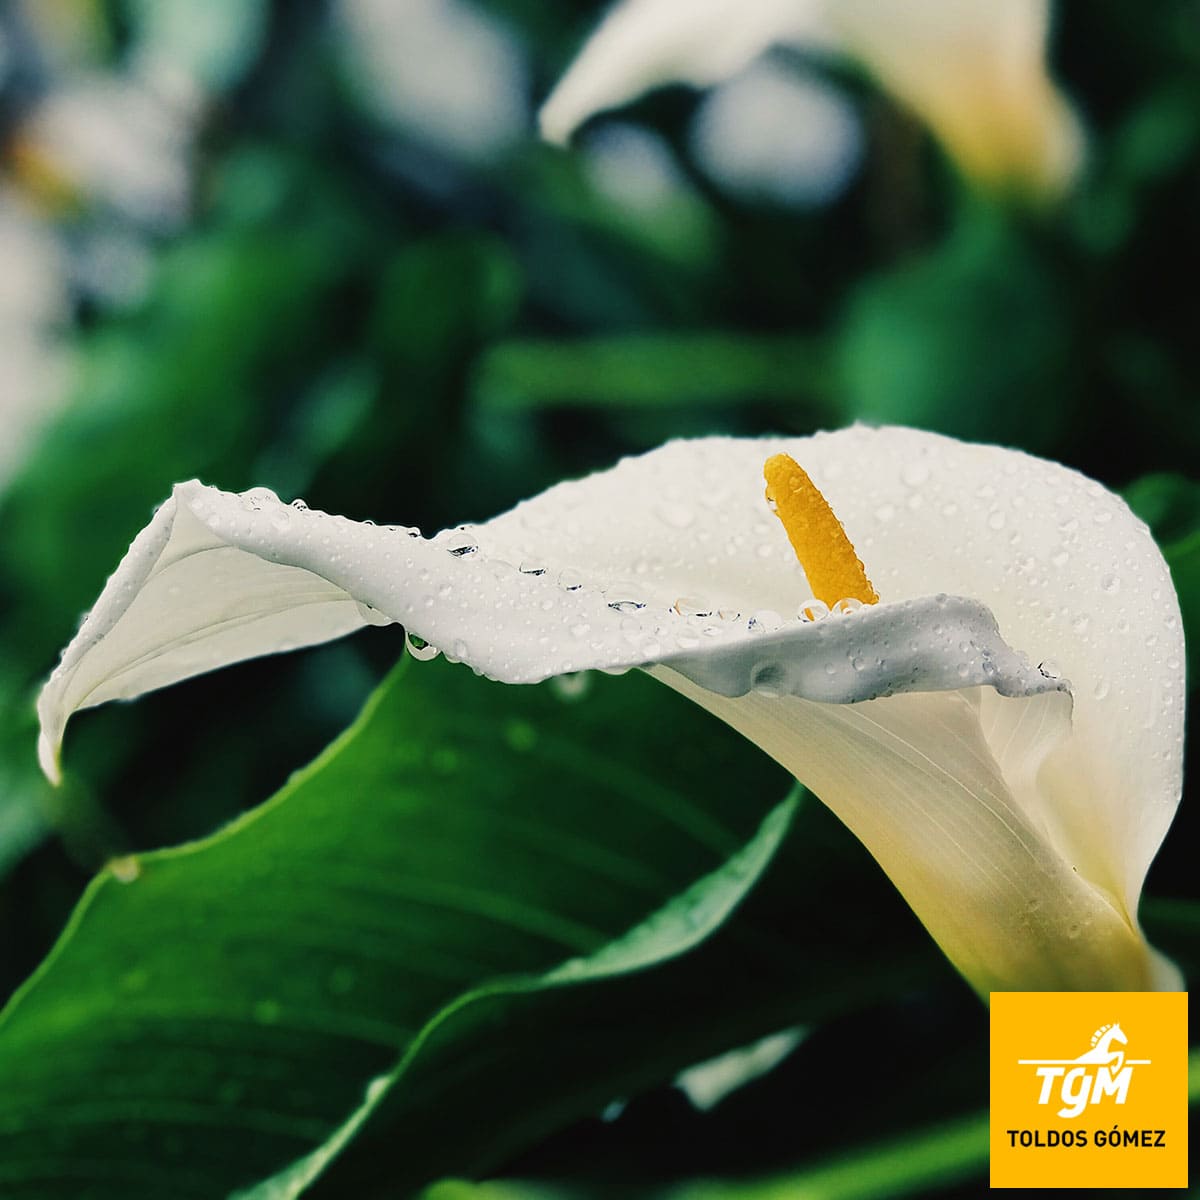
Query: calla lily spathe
37,427,1184,994
541,0,1084,200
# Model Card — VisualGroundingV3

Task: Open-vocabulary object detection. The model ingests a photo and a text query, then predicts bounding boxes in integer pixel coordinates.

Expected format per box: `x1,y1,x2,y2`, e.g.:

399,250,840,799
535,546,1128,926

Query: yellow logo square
990,991,1188,1189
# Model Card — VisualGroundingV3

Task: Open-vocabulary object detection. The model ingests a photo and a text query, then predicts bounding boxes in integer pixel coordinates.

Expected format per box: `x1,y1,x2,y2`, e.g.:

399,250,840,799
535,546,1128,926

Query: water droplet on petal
406,632,440,662
832,597,864,617
605,581,645,613
441,529,479,557
672,597,712,618
797,598,829,622
656,501,695,529
747,610,783,634
356,600,391,627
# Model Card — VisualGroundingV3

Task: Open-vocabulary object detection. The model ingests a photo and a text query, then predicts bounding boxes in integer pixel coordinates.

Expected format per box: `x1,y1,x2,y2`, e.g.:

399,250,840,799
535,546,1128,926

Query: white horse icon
1072,1022,1126,1073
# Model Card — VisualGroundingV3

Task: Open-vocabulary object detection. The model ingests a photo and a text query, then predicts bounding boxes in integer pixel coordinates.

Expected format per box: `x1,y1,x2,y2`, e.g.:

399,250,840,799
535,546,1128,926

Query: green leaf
417,1050,1200,1200
0,660,937,1198
473,335,836,414
838,209,1073,450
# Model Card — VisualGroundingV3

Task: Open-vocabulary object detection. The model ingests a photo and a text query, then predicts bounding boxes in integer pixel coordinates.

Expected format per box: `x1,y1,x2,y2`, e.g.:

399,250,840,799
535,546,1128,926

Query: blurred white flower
336,0,529,162
0,190,71,491
582,122,691,214
20,72,196,228
690,58,863,207
542,0,1083,200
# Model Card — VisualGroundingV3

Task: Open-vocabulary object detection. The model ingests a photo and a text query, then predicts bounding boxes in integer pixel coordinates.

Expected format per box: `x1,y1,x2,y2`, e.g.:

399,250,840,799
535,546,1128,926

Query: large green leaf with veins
0,659,940,1199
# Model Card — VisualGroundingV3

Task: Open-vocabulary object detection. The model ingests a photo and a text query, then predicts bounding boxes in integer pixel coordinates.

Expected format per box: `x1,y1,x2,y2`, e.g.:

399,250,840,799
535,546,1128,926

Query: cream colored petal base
651,665,1163,994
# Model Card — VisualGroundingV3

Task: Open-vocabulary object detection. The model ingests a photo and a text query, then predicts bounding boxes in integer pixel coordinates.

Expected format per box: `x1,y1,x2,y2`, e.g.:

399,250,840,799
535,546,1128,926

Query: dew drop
405,632,440,662
605,582,645,613
797,598,829,622
672,596,712,618
1100,573,1120,594
558,567,586,592
355,600,391,627
442,529,479,557
656,501,695,529
552,672,591,701
987,510,1006,531
747,609,783,634
832,597,863,617
109,856,141,884
1093,678,1110,700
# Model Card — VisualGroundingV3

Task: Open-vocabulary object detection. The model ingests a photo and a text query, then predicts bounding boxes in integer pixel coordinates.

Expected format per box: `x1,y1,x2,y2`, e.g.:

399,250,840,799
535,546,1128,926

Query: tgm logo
1018,1022,1151,1119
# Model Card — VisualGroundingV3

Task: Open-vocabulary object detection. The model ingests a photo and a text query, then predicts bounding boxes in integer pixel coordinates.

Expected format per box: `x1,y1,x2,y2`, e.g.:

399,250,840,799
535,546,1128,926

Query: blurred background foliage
0,0,1197,1196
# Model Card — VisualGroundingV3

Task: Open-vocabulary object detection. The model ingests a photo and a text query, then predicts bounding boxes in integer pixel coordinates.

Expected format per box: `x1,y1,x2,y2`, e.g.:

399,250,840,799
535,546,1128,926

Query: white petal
829,0,1083,196
538,0,830,144
37,454,1056,782
36,487,368,784
653,668,1162,992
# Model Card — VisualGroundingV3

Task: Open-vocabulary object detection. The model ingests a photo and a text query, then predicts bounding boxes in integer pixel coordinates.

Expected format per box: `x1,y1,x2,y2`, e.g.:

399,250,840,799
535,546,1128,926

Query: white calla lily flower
541,0,1083,200
37,426,1184,994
